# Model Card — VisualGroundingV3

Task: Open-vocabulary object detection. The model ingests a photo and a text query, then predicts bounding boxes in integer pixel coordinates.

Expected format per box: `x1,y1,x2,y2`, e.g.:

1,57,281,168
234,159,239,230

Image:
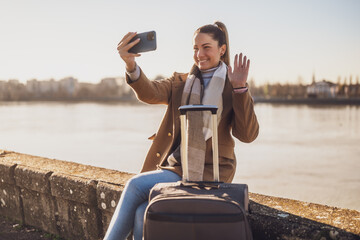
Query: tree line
1,75,359,102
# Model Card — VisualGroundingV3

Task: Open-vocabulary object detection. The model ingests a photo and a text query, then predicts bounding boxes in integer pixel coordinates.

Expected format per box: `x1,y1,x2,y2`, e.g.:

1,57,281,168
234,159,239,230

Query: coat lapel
172,80,185,138
222,76,233,113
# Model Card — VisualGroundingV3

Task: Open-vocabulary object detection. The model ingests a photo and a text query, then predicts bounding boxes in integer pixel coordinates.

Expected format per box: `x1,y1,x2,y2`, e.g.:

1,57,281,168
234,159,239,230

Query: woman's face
193,33,226,70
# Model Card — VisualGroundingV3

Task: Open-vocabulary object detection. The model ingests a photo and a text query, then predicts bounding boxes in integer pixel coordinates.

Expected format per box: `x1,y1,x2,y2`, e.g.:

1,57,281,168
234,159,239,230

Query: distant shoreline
1,97,360,106
254,97,360,105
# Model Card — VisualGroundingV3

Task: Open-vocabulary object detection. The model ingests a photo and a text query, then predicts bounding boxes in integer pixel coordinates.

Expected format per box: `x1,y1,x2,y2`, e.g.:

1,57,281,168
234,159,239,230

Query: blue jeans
103,169,181,240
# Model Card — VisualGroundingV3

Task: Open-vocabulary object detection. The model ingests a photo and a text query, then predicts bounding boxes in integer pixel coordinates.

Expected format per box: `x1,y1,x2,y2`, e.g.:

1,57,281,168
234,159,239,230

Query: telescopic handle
179,105,218,115
179,104,220,182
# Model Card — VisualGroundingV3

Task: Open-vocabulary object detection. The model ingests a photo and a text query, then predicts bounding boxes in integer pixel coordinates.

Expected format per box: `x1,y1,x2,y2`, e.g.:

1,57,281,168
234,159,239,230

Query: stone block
14,165,52,194
96,182,123,237
50,173,97,205
55,198,101,240
101,210,113,237
20,188,58,234
0,182,22,222
96,181,123,236
96,181,123,213
0,162,16,184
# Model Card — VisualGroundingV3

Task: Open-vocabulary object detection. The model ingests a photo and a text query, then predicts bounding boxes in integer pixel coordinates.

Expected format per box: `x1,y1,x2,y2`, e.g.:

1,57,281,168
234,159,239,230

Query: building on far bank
59,77,78,96
26,78,73,98
99,77,132,97
307,80,337,98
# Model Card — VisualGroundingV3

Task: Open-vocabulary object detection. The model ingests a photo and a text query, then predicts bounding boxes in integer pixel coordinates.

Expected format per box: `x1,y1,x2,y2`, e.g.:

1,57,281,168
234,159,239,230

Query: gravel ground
0,215,64,240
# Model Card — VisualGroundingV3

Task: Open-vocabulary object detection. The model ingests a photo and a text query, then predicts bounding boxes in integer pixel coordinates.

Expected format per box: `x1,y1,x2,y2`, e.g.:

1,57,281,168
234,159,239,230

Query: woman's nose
197,49,204,59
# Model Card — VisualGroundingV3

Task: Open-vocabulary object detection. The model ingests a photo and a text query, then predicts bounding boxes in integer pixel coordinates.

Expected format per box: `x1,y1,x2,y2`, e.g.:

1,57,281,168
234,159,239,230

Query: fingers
234,54,238,69
238,53,243,68
123,38,140,51
233,53,250,69
118,32,134,45
117,32,139,51
119,32,137,45
132,53,141,58
117,32,143,61
246,59,250,70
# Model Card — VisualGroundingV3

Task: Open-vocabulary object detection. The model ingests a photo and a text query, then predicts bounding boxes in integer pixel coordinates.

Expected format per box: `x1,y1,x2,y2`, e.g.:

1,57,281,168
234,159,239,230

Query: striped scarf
168,61,227,181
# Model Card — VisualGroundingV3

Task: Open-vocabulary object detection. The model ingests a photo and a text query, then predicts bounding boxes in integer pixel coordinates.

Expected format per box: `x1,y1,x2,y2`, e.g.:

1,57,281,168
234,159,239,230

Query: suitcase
143,105,253,240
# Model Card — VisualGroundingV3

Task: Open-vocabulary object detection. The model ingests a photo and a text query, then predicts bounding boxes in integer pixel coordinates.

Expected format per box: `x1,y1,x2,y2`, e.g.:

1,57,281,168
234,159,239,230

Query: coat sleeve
231,90,259,143
126,68,174,105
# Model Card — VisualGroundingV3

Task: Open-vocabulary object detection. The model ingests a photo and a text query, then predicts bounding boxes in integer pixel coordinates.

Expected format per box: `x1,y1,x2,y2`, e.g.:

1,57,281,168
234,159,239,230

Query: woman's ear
220,44,227,56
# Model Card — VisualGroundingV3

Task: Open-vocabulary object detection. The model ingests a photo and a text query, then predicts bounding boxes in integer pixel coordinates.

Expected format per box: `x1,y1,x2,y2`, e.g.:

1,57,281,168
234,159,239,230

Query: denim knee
124,175,148,202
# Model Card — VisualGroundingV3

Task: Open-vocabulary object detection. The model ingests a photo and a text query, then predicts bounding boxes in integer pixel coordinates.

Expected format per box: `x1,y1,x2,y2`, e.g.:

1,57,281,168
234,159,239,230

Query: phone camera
147,32,155,41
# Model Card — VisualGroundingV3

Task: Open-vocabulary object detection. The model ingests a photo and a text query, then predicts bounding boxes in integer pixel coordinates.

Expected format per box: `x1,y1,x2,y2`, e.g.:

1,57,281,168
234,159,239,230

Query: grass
44,233,64,240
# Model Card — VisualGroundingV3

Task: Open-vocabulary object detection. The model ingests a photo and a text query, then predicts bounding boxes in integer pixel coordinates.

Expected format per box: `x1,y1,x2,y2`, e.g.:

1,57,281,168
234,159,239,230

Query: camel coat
126,69,259,183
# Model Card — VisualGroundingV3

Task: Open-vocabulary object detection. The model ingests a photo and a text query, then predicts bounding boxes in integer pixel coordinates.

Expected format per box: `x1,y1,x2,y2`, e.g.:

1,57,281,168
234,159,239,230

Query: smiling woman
104,21,259,240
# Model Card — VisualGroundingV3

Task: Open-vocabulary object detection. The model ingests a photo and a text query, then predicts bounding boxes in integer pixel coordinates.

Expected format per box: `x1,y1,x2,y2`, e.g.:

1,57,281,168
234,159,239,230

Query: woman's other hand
228,53,250,88
117,32,141,72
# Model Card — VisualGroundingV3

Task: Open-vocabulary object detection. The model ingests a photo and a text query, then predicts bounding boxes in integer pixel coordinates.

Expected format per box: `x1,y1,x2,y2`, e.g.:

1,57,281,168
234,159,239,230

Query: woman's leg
133,202,148,240
103,169,181,240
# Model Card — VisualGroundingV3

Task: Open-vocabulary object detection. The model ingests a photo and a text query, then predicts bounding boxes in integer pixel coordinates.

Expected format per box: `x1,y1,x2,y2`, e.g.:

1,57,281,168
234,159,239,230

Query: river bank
1,96,360,105
254,97,360,105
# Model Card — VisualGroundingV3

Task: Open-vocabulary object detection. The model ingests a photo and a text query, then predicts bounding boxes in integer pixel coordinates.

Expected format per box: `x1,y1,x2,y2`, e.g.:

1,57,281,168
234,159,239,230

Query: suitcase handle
179,181,221,190
179,104,218,115
180,182,222,189
179,105,220,182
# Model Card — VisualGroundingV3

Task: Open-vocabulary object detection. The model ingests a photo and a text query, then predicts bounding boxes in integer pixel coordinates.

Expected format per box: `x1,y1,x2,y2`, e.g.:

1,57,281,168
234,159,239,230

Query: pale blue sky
1,0,359,85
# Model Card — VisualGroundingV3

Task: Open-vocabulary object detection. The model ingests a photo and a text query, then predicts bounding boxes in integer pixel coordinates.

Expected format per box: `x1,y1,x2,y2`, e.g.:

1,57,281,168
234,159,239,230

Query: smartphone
128,31,157,54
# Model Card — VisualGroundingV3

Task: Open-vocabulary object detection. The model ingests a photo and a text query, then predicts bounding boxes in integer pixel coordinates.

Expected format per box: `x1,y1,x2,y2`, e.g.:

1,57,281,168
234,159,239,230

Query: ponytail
195,21,230,66
213,21,230,66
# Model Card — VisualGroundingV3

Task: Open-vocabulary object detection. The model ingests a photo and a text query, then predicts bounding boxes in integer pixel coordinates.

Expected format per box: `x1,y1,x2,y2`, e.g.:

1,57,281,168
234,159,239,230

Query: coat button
156,153,161,157
168,132,172,137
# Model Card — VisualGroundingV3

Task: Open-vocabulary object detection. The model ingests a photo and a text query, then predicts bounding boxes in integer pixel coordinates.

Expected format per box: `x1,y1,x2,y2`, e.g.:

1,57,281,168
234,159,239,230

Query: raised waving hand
228,53,250,88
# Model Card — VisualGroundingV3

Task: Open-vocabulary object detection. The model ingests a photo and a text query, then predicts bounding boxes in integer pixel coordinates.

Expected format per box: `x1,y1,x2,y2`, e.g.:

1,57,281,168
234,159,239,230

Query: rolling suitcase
143,105,253,240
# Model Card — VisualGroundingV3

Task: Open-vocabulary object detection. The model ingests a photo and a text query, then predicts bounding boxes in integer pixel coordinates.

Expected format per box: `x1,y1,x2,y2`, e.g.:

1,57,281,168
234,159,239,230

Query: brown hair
194,21,230,66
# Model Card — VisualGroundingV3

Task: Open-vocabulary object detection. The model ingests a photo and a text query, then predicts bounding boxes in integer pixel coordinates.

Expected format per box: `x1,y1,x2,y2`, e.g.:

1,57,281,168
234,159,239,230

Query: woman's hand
228,53,250,88
117,32,141,72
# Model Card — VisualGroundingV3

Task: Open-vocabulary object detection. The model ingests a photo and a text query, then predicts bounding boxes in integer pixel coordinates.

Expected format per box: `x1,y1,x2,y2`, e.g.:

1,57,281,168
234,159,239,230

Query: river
0,101,359,211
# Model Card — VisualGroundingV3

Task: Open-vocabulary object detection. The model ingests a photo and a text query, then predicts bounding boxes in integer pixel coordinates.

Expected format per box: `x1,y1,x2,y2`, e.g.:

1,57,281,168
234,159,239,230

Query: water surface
0,102,359,211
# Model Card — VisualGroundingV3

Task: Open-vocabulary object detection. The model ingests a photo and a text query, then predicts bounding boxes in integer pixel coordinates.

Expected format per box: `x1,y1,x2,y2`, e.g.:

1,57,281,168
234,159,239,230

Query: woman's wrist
232,83,247,89
233,86,247,90
233,87,248,94
126,63,141,82
232,83,248,94
125,61,136,73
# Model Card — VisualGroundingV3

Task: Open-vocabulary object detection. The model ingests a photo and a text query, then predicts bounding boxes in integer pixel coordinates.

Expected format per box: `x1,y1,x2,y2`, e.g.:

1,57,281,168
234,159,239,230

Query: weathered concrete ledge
0,149,359,240
0,149,133,240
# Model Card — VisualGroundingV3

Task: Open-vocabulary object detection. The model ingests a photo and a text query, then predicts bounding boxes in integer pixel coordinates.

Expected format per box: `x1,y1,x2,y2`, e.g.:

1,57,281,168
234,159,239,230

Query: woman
104,21,259,240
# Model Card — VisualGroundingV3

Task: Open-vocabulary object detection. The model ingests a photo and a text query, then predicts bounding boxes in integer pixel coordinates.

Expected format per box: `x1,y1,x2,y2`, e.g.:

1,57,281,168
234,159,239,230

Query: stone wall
0,150,133,240
0,149,359,240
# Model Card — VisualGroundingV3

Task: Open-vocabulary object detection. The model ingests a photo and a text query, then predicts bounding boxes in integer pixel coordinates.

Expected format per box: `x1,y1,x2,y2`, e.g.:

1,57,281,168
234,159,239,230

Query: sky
0,0,359,85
